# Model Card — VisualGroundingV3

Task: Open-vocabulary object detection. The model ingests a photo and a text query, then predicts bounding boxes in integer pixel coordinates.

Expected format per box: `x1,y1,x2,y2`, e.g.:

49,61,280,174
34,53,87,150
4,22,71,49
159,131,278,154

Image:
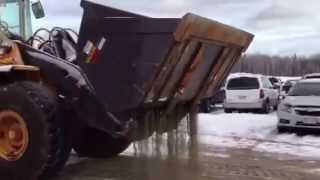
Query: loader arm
17,43,124,135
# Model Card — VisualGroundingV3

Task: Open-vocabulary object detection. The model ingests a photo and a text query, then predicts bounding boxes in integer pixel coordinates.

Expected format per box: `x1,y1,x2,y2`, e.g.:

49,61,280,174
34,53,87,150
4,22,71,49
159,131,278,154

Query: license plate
238,96,247,100
303,117,319,124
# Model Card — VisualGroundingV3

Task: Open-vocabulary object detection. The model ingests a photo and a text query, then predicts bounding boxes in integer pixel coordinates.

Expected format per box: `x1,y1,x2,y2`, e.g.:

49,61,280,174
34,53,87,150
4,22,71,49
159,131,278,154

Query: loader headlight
279,103,293,113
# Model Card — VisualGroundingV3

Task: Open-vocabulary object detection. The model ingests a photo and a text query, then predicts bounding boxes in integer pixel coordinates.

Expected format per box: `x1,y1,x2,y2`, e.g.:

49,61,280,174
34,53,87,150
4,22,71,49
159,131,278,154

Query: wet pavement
54,137,320,180
54,113,320,180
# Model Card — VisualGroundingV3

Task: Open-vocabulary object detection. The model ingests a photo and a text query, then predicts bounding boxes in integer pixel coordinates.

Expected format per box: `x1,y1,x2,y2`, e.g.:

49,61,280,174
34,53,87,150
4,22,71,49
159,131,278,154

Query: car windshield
269,77,279,85
0,0,21,35
284,80,297,86
227,77,259,90
305,75,320,79
288,82,320,96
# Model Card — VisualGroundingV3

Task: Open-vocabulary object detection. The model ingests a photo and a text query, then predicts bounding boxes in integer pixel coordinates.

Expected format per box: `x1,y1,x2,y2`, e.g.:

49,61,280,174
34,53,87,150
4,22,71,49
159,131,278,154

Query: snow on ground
198,111,320,160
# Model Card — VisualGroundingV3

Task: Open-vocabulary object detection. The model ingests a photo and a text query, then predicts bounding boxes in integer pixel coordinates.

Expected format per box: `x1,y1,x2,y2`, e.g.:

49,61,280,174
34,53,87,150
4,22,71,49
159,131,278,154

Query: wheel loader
0,0,254,179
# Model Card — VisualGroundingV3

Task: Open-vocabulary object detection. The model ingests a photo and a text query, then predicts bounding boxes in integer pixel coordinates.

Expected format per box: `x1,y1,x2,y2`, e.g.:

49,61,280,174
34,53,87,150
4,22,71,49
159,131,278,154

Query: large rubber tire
73,128,131,158
0,82,71,180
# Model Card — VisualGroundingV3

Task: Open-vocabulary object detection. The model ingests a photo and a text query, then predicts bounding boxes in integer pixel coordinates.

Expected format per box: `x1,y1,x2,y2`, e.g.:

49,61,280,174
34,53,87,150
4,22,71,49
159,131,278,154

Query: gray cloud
34,0,320,56
246,3,310,32
252,5,305,21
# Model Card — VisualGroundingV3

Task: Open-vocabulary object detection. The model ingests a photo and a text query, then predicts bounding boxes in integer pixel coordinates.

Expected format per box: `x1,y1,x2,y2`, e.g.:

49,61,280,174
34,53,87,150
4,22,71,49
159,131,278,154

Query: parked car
224,73,279,113
277,79,320,132
303,73,320,79
281,79,298,94
199,88,225,113
268,76,282,95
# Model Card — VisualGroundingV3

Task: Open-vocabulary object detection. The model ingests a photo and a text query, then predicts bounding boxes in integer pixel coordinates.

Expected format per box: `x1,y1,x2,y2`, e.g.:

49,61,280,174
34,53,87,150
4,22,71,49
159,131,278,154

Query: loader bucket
77,0,254,114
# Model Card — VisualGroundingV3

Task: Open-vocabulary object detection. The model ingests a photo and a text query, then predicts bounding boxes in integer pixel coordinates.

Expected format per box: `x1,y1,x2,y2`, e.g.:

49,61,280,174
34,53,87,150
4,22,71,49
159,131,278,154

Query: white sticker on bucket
83,40,94,55
98,37,107,50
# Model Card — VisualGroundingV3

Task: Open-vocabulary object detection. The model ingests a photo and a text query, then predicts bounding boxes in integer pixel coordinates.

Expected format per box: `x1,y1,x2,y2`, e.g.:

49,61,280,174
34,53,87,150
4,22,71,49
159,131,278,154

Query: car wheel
199,99,211,113
224,108,232,113
277,126,290,133
273,104,278,110
261,101,271,114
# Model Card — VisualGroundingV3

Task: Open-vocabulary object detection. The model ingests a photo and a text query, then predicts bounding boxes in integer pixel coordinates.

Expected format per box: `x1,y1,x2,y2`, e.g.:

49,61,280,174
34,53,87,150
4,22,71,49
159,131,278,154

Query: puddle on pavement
126,116,197,159
59,115,206,180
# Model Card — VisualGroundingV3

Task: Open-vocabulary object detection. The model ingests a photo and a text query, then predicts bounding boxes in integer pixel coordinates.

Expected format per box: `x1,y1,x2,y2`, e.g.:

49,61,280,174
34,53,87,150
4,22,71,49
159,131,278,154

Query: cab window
0,1,21,35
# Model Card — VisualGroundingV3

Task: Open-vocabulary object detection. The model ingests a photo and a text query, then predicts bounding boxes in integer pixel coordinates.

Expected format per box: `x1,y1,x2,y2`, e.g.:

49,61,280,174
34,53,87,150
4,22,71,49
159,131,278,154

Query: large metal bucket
77,0,254,113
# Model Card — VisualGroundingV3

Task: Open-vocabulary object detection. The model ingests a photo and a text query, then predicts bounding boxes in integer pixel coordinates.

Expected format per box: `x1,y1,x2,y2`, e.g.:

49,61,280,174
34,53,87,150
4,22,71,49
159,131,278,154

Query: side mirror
31,1,45,19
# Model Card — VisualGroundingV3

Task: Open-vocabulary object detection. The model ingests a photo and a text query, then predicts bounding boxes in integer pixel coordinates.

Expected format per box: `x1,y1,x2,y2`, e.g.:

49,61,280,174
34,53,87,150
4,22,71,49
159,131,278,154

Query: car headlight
279,103,293,113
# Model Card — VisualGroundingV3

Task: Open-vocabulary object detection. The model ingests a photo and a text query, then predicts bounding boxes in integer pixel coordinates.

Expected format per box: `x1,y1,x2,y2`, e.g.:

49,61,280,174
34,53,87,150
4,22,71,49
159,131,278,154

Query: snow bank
198,112,277,138
198,112,320,160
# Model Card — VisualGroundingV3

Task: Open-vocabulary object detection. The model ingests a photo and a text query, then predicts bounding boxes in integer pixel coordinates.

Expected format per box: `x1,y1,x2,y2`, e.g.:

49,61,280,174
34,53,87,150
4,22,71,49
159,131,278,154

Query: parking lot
55,110,320,180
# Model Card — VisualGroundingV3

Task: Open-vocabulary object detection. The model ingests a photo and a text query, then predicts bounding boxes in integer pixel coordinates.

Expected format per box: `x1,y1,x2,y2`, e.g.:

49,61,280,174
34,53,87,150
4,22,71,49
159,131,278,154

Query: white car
277,79,320,132
224,73,279,113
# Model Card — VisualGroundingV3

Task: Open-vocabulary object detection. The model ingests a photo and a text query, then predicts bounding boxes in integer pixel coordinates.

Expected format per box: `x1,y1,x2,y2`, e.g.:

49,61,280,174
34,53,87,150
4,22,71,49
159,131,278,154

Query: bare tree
232,53,320,76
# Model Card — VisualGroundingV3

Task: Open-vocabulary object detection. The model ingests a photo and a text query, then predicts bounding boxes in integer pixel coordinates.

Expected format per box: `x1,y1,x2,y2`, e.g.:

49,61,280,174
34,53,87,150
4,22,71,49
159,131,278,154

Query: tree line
232,54,320,76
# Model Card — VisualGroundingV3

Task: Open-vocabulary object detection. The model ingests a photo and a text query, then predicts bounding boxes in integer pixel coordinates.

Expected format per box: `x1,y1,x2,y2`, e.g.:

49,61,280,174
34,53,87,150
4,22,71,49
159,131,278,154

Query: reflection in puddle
118,115,202,180
61,153,203,180
125,116,197,160
58,116,204,180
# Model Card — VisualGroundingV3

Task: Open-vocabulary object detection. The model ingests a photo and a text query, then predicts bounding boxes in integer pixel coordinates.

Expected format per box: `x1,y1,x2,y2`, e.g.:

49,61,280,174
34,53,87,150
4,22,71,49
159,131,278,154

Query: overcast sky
34,0,320,56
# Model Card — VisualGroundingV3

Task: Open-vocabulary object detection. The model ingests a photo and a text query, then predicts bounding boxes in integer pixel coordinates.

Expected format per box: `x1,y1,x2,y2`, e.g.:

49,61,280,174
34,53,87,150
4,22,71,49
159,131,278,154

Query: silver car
277,79,320,132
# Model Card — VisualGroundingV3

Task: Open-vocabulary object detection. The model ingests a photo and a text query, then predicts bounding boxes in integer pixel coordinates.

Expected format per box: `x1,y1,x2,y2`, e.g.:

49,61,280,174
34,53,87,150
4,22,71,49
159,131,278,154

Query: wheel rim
0,110,29,161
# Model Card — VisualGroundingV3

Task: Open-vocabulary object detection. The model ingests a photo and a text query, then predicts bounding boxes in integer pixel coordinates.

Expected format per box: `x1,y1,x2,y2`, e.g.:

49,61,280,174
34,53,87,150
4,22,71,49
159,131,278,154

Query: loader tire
0,82,71,180
73,128,131,158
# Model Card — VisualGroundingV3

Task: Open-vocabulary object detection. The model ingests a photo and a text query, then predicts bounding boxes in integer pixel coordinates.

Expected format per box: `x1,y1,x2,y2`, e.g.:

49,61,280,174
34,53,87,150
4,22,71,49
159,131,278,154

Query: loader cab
0,0,44,39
